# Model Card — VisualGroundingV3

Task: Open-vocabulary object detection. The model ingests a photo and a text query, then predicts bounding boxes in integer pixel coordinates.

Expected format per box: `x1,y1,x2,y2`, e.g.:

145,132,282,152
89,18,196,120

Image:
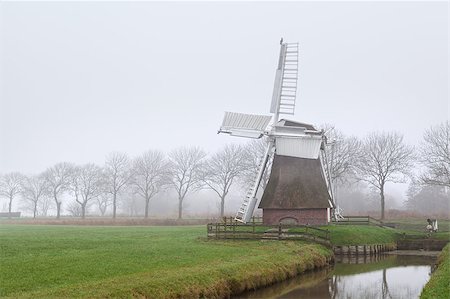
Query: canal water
236,253,436,299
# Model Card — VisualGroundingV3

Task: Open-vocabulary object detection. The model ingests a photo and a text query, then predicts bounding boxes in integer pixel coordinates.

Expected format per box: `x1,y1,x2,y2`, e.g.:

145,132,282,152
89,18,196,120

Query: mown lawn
324,225,398,246
0,225,332,298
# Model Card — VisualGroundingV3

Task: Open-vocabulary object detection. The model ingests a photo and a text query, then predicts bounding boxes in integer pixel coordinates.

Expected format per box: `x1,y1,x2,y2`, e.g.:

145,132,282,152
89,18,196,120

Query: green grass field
324,225,397,245
1,222,446,298
0,225,332,298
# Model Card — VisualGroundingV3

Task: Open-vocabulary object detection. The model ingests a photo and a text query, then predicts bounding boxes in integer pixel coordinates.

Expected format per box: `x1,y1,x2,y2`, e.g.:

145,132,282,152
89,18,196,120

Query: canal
236,253,437,299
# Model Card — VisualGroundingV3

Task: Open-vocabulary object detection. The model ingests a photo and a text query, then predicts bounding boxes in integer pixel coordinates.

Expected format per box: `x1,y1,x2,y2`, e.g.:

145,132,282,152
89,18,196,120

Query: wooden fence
207,219,330,246
0,212,21,218
332,216,384,226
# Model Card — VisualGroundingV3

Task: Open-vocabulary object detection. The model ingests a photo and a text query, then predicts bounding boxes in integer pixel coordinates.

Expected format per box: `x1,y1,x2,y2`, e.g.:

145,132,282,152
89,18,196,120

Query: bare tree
120,189,141,217
39,195,53,217
96,193,111,216
322,126,360,185
21,174,48,218
131,150,169,218
419,121,450,188
201,144,249,217
66,201,82,217
354,132,414,219
405,183,449,215
0,172,24,218
168,146,206,219
43,162,72,219
104,152,131,218
322,125,361,204
69,164,104,219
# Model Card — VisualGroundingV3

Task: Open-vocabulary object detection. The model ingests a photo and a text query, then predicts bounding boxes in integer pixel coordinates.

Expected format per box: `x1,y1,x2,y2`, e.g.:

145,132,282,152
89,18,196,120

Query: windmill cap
277,119,317,131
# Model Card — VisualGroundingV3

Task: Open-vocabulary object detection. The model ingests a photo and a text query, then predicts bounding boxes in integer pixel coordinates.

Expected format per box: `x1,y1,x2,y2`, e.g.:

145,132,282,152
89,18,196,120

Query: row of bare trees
324,121,449,219
0,121,448,220
0,145,253,219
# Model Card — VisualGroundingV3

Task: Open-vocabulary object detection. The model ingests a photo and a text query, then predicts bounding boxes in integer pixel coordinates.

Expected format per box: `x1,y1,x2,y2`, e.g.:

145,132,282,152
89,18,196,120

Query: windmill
218,40,335,224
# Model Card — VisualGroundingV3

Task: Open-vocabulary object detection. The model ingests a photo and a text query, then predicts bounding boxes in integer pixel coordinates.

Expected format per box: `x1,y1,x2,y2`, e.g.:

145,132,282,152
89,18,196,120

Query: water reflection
237,255,435,299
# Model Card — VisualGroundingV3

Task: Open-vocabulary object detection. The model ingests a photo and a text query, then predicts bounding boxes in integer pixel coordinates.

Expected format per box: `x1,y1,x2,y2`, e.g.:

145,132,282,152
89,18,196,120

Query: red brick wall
263,208,328,225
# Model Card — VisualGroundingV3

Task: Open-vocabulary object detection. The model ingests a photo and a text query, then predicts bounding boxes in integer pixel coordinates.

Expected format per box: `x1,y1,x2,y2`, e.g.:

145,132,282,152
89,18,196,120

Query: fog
0,1,448,217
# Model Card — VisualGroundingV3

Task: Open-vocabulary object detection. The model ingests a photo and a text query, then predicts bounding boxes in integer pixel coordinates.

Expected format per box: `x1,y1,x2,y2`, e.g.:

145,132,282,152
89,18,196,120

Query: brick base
262,208,329,225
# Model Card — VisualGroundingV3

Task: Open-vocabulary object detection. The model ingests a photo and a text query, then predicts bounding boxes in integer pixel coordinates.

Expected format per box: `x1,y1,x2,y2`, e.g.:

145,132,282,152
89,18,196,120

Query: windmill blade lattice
270,43,299,117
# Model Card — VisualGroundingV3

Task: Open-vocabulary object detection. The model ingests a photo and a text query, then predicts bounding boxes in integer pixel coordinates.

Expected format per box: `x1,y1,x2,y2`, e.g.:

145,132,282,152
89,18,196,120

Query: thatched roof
258,154,332,209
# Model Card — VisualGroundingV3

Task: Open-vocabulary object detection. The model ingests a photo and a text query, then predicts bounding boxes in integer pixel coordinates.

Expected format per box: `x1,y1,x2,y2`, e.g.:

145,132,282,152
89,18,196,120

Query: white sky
0,1,448,178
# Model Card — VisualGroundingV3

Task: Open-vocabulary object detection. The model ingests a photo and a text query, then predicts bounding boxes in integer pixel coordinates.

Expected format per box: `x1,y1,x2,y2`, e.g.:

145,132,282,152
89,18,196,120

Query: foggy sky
1,1,448,178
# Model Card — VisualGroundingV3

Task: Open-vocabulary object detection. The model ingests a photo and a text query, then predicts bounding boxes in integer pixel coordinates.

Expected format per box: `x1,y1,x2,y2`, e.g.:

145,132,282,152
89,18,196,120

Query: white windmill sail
219,112,272,139
270,42,299,117
235,141,274,223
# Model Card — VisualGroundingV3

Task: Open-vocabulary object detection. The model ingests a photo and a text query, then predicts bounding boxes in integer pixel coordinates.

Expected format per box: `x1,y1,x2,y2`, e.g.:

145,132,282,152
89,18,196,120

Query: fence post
252,217,255,234
233,220,236,240
224,219,227,235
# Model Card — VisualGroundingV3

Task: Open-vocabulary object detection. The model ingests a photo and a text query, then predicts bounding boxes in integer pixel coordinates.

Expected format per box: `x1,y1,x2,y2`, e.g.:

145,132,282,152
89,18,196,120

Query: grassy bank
421,244,450,299
0,225,332,298
325,225,397,246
